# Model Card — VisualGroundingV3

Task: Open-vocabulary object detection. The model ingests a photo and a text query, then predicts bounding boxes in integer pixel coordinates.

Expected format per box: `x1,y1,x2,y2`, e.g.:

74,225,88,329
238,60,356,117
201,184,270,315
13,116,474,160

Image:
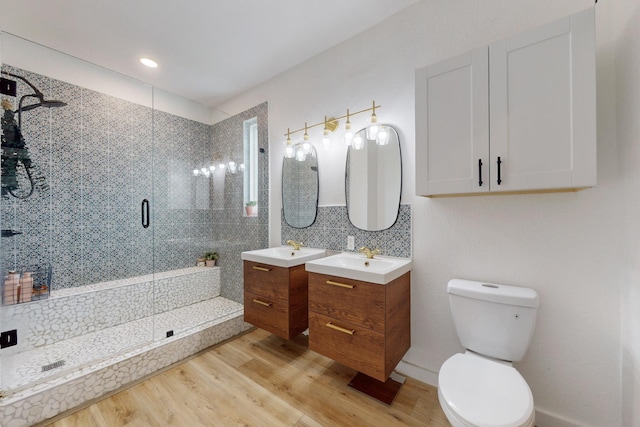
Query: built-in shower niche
2,264,51,306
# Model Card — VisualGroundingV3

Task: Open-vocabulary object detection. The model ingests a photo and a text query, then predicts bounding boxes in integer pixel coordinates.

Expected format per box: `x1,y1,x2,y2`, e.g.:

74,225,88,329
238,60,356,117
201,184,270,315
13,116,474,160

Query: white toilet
438,279,540,427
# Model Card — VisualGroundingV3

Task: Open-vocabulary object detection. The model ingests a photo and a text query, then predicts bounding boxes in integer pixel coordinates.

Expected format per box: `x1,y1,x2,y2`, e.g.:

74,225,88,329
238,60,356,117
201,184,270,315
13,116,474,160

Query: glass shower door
150,92,216,341
0,31,155,394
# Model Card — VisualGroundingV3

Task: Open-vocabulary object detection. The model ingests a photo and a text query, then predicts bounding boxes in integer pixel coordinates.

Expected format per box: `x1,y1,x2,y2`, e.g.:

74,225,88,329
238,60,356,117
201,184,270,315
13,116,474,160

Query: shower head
40,100,67,108
1,70,67,113
20,99,67,112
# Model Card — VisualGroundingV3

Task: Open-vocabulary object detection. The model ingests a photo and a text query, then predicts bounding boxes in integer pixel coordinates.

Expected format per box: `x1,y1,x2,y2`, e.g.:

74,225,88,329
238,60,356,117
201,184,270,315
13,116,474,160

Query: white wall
216,1,629,425
615,0,640,425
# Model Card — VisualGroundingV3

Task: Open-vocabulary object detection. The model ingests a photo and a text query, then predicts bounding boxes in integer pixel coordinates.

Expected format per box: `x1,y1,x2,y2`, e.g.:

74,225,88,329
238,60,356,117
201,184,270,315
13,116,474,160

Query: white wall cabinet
416,8,596,197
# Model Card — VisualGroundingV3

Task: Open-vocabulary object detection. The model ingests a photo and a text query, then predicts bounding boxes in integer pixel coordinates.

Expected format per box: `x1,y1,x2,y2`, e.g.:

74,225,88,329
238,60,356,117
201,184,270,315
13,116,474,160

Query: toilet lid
439,353,534,427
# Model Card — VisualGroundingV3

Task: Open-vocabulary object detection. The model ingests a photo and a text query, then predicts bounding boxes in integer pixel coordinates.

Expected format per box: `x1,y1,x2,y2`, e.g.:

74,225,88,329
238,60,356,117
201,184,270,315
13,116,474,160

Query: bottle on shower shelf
19,272,33,303
3,271,20,305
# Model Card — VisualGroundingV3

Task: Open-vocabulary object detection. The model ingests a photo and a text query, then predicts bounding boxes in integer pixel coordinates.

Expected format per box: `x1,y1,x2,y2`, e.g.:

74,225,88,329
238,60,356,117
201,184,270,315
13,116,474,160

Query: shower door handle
141,199,150,228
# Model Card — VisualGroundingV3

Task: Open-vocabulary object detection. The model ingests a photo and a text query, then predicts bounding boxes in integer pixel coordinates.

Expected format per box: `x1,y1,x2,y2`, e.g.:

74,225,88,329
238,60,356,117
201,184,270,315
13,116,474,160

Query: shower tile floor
2,297,243,394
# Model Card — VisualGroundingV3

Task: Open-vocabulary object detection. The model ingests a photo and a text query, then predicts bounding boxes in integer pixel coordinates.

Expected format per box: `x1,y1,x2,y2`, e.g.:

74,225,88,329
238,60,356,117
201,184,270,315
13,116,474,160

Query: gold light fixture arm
284,101,381,137
285,127,292,146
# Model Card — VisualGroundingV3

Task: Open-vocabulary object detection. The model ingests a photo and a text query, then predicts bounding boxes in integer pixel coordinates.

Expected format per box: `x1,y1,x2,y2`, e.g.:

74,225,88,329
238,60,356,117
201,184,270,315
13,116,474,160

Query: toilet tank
448,279,540,362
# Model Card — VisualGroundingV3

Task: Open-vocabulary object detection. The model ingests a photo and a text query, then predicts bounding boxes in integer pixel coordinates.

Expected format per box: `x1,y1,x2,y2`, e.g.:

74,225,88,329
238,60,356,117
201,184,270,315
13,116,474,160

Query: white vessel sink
305,252,412,285
241,246,326,268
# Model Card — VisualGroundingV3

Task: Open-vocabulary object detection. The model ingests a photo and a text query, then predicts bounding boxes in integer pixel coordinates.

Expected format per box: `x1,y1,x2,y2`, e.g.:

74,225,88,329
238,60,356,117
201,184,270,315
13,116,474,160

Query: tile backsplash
281,204,411,258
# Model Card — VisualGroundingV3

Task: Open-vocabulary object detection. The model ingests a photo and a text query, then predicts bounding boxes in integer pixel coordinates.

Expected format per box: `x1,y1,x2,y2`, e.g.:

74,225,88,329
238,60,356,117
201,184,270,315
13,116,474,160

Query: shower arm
1,70,45,99
17,93,40,127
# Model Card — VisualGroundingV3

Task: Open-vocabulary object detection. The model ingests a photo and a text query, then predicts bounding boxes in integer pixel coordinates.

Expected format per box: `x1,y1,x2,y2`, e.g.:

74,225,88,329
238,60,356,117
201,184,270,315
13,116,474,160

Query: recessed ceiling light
140,57,158,68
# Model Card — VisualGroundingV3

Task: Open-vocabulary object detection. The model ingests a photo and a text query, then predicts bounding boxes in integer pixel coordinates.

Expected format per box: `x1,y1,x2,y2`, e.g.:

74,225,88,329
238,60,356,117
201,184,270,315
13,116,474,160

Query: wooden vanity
307,271,410,382
243,260,309,340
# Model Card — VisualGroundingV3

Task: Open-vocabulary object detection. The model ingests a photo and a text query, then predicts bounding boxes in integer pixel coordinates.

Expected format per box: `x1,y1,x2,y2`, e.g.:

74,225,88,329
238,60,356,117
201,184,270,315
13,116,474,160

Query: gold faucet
286,240,303,250
359,246,381,259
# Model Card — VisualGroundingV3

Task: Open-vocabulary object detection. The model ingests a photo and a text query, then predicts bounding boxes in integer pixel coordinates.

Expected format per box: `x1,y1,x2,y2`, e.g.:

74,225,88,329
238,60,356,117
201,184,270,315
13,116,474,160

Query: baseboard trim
535,407,592,427
394,360,439,387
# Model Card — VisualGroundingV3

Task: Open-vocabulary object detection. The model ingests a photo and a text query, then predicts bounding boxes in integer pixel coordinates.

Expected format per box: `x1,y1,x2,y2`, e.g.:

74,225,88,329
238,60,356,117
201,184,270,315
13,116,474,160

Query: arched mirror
282,142,319,228
346,125,401,231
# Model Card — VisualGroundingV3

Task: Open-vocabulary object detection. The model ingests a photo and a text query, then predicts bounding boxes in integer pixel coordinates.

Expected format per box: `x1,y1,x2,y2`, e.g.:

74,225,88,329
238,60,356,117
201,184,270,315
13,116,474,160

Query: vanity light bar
283,101,381,138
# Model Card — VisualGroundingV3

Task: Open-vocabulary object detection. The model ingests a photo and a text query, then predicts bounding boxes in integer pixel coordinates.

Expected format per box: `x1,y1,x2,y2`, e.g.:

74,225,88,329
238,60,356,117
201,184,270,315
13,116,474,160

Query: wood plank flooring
44,328,448,426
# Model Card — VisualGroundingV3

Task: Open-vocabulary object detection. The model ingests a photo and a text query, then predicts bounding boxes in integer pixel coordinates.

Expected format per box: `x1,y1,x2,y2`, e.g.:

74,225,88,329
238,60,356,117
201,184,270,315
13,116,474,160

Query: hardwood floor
44,328,448,426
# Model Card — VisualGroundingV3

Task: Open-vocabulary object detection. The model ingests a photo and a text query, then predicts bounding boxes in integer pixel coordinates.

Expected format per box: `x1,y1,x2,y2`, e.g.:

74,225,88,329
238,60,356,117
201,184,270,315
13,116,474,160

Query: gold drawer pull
252,299,272,307
252,266,271,272
326,322,355,335
326,280,354,289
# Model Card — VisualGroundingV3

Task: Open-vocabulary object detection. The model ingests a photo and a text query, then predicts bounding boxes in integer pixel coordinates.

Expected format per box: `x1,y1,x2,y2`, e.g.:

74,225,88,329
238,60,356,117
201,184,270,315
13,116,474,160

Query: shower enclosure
0,32,267,405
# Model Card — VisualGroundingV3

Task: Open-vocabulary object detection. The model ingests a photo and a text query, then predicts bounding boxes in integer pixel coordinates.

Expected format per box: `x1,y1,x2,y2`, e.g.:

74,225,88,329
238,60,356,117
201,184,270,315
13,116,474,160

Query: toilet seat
438,352,534,427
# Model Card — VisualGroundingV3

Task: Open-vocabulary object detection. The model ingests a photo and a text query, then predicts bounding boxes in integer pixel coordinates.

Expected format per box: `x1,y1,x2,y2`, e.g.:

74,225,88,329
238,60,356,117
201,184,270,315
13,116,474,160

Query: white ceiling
0,0,418,108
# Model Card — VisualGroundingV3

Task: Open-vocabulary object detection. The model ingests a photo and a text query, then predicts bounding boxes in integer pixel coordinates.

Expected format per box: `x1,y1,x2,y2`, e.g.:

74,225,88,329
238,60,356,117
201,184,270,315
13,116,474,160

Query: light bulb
285,145,295,158
200,167,208,174
376,126,389,145
296,148,306,161
228,161,237,173
193,169,200,176
345,130,353,146
366,123,379,140
366,100,379,140
322,135,331,148
284,128,292,154
353,134,364,150
345,110,353,146
302,142,312,154
219,163,226,170
209,165,216,171
239,163,245,171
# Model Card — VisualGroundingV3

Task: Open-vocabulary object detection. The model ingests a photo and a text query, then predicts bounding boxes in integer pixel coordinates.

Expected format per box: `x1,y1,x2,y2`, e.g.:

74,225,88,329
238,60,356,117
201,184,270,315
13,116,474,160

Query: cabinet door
489,8,596,192
416,48,489,196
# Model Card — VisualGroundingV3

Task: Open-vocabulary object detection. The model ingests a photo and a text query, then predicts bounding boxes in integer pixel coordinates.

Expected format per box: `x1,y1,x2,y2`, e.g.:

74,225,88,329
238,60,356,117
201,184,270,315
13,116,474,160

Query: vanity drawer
244,291,290,338
308,312,386,381
244,261,290,301
308,273,385,334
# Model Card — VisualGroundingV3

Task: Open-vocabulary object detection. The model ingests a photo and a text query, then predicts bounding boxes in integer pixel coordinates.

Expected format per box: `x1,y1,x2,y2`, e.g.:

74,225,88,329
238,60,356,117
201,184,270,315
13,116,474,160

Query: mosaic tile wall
210,103,269,303
0,66,268,295
1,267,219,356
281,204,411,258
0,65,155,289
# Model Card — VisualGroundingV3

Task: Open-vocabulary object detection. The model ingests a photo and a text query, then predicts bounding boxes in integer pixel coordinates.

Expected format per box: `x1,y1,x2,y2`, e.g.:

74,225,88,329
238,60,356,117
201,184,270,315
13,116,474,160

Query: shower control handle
141,199,150,229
